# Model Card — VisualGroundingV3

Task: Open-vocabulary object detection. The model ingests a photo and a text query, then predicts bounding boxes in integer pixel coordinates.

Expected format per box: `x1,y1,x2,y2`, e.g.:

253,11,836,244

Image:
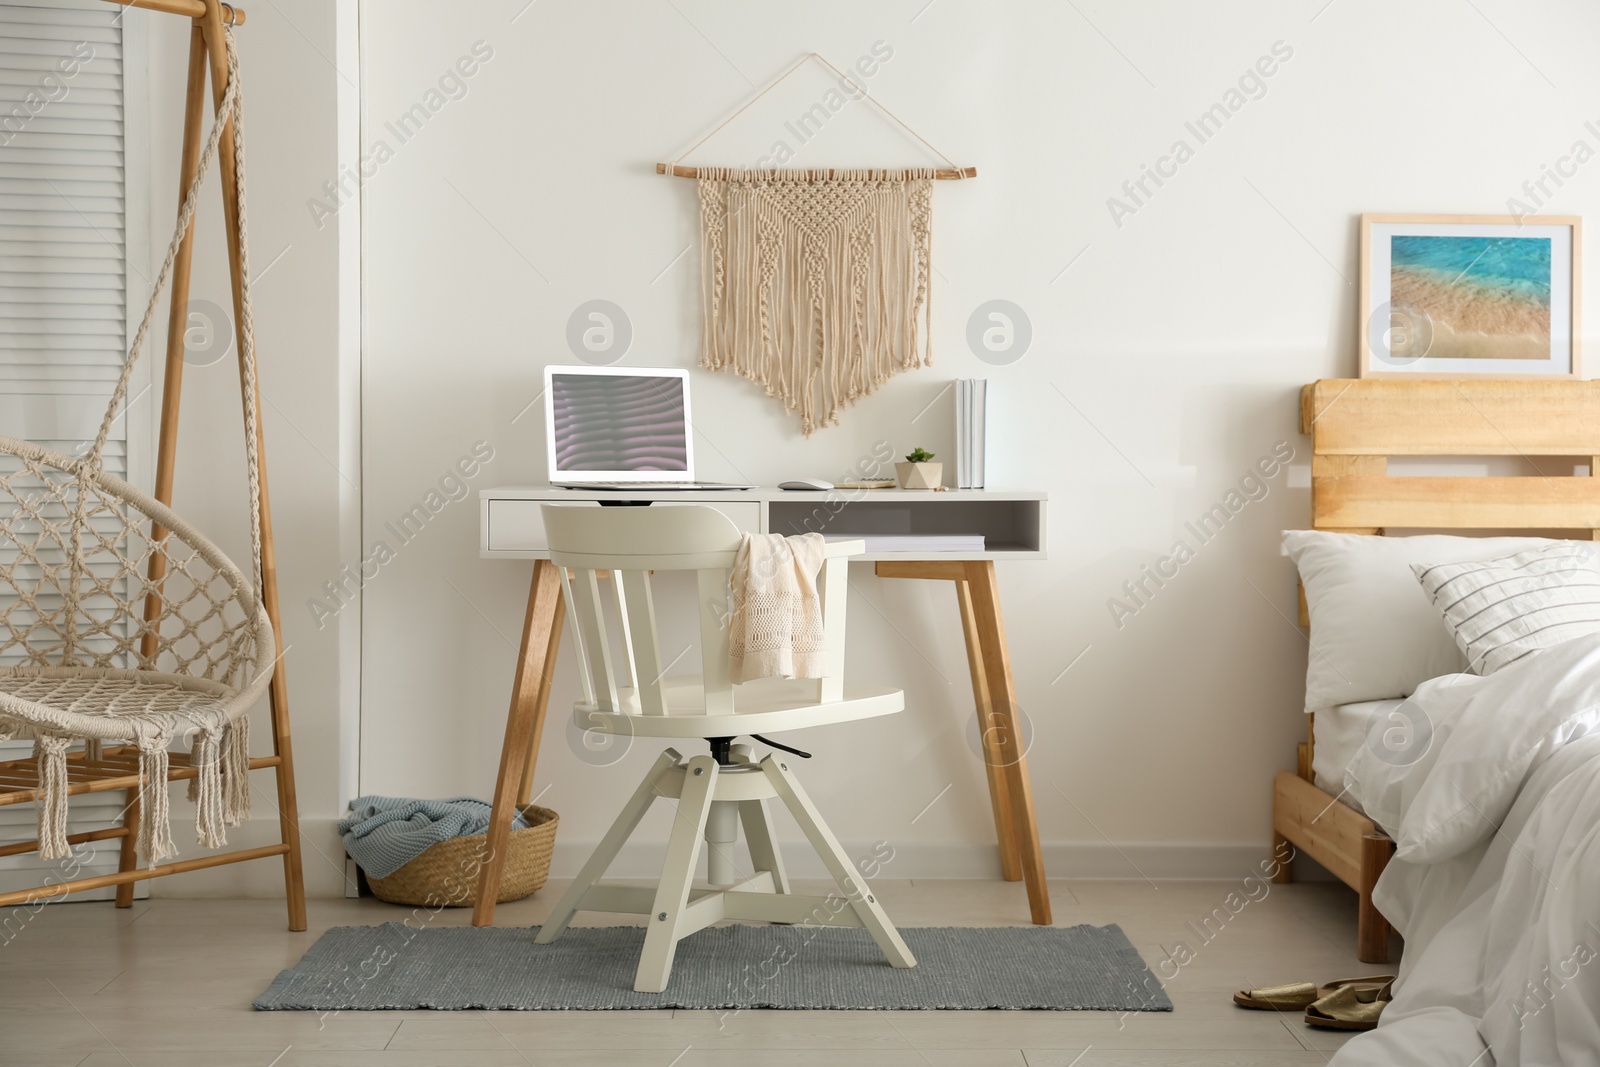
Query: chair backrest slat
620,569,667,715
568,568,619,712
610,572,638,690
555,564,596,706
696,567,734,715
817,554,848,703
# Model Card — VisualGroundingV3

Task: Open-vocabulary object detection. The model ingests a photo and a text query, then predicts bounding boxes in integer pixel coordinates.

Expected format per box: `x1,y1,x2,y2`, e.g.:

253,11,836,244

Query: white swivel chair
533,503,916,993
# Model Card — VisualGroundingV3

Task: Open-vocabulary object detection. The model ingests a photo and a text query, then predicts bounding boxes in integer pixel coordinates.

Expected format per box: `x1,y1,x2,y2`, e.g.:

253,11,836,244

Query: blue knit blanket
339,796,528,880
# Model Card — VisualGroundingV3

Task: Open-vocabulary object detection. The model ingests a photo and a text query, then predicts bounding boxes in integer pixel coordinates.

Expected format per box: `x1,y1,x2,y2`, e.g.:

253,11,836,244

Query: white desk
479,486,1047,561
471,485,1051,926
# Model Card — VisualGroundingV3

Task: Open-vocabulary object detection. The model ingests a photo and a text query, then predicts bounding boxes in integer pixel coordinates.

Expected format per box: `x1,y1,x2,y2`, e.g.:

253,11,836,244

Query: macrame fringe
697,168,935,435
136,735,175,865
190,728,225,848
223,714,251,828
84,738,103,762
35,735,71,861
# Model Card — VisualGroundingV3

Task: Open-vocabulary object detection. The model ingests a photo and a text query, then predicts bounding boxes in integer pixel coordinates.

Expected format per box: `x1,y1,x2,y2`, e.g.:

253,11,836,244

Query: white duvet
1331,632,1600,1067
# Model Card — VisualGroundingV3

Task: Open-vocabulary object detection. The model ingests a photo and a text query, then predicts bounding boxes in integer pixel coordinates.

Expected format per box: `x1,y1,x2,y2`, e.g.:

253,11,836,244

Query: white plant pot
895,461,942,490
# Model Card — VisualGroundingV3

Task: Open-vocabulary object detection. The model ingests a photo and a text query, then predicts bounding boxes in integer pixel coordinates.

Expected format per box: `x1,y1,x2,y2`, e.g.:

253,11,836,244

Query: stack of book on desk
850,533,986,553
956,379,986,489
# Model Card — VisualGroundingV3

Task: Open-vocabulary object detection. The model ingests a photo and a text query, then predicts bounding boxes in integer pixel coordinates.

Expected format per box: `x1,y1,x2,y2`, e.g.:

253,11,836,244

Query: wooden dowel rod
655,163,976,180
0,845,289,907
100,0,247,24
0,826,129,860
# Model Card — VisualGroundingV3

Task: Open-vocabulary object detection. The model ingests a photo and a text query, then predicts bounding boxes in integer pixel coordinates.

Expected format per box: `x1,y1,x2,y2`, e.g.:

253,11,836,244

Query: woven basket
366,805,558,907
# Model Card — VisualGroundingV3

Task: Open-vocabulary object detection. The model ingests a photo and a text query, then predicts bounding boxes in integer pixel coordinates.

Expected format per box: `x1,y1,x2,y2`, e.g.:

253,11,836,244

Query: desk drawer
486,499,761,553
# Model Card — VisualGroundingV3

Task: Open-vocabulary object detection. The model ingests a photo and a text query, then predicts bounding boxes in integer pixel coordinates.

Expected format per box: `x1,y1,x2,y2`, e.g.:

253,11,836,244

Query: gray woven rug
255,923,1171,1011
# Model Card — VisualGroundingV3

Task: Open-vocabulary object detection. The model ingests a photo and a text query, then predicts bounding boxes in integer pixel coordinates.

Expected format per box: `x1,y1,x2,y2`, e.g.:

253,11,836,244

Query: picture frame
1358,213,1581,379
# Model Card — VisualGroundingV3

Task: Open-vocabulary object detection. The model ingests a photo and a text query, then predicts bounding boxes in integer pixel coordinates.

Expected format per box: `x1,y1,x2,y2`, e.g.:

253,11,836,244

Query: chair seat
572,677,903,738
0,666,240,740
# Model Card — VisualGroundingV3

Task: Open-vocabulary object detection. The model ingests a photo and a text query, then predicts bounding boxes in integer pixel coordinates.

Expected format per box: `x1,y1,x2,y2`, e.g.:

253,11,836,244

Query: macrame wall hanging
659,54,975,435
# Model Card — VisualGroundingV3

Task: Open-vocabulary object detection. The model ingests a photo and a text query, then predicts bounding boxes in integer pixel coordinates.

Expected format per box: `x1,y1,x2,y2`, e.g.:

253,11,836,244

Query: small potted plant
895,447,942,490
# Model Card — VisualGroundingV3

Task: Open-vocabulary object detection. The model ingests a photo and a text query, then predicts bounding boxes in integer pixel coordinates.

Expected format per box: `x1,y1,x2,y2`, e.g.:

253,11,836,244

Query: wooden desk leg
956,580,1023,882
517,590,565,805
963,560,1052,925
473,559,564,927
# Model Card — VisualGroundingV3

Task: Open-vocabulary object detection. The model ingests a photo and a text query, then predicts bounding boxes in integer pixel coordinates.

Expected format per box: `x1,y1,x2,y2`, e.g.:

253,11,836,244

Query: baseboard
548,839,1292,882
139,827,1314,899
144,816,348,899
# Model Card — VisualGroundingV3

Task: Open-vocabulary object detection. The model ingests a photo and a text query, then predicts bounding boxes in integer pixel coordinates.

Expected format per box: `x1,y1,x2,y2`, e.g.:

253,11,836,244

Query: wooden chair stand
0,0,304,928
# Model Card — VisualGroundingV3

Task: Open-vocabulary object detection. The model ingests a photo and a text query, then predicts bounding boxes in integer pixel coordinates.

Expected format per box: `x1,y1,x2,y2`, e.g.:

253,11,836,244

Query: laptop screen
548,369,691,479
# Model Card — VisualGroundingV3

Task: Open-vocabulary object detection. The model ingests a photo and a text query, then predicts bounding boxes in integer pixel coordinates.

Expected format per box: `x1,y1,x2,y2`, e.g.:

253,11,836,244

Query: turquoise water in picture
1390,235,1551,306
1387,233,1554,359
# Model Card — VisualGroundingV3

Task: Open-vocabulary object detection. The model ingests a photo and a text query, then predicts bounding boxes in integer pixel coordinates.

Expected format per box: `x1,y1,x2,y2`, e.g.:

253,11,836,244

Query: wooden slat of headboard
1301,379,1600,455
1316,476,1600,530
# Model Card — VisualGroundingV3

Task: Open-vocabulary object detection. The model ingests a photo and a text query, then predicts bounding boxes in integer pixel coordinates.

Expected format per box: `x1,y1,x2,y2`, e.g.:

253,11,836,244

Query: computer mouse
779,478,833,491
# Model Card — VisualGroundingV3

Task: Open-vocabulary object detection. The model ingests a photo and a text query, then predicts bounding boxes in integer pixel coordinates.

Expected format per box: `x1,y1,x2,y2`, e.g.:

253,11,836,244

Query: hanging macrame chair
0,26,272,865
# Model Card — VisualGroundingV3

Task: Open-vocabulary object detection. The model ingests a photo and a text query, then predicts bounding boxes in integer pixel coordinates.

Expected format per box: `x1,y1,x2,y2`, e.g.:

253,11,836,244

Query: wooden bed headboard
1300,378,1600,537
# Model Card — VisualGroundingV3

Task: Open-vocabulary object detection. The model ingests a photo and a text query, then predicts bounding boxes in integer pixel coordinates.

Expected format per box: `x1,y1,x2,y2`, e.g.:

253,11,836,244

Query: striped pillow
1412,544,1600,675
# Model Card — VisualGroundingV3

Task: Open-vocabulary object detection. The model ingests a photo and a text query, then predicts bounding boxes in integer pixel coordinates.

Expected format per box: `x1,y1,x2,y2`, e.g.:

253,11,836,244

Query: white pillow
1282,531,1562,712
1413,544,1600,675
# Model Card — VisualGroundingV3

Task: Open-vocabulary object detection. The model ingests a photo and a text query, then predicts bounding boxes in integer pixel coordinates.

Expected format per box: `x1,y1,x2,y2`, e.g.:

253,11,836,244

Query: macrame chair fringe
35,735,72,861
0,25,271,870
189,726,224,848
137,731,176,865
697,168,935,435
223,714,252,828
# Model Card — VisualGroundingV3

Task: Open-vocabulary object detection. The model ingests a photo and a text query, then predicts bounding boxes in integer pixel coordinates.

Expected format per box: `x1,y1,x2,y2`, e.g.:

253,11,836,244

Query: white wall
138,0,1600,892
356,0,1600,881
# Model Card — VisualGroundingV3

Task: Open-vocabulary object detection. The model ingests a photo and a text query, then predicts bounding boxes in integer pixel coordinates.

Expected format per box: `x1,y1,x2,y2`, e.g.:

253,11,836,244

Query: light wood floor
0,877,1394,1066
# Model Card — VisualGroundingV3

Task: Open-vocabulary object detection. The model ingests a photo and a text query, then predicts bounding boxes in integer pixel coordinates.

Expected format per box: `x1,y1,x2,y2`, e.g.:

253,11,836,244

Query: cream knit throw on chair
697,168,934,435
728,533,827,683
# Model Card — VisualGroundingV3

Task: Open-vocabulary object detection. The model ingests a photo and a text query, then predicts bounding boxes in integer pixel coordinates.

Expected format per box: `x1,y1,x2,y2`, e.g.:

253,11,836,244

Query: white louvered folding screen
0,0,149,900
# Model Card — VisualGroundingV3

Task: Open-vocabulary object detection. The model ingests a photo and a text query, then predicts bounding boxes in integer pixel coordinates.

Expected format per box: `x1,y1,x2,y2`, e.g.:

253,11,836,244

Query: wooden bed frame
1273,378,1600,964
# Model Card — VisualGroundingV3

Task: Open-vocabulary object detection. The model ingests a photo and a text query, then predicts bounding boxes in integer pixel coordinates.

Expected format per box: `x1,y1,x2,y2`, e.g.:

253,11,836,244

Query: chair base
535,746,916,993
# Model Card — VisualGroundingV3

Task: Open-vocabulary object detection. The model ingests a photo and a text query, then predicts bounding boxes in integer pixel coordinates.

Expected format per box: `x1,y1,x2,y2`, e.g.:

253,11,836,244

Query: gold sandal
1234,981,1325,1011
1233,974,1393,1013
1304,977,1395,1031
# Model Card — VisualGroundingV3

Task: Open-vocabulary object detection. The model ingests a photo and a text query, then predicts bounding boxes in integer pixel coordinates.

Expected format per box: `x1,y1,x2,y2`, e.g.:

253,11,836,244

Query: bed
1274,378,1600,962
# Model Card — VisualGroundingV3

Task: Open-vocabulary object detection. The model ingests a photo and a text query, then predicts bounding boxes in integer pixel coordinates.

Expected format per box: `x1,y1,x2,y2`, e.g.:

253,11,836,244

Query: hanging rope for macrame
666,53,962,432
665,52,965,175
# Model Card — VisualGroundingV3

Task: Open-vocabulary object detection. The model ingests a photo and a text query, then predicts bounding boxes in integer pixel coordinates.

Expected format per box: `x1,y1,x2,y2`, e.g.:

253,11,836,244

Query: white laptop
544,365,755,490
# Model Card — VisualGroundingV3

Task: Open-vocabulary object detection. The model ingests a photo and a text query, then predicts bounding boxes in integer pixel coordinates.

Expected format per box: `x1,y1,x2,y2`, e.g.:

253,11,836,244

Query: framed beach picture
1359,213,1581,379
